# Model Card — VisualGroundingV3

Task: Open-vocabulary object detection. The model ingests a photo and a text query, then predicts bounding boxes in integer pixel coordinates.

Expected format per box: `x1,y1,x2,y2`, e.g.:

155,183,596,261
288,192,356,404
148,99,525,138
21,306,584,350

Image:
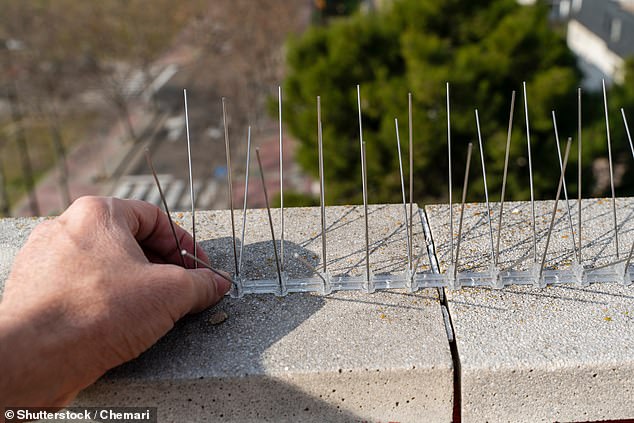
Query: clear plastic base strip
229,264,633,298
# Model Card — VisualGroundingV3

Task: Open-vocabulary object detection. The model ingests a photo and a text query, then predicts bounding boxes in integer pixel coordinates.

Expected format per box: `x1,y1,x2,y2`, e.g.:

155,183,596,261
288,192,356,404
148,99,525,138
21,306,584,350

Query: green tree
283,0,585,206
314,0,362,22
584,58,634,196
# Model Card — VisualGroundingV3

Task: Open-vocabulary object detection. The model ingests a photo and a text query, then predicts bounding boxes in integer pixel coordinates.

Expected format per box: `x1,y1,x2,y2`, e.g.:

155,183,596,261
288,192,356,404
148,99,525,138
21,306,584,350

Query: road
12,1,314,216
110,0,314,211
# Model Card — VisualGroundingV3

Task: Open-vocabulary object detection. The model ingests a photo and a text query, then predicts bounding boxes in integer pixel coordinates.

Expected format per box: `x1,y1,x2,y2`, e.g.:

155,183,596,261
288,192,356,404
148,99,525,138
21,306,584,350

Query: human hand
0,196,230,407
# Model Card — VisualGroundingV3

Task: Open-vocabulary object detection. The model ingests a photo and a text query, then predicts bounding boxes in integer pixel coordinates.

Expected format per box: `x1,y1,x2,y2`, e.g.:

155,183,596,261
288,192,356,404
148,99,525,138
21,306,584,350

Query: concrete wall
1,199,634,422
0,205,454,423
427,198,634,422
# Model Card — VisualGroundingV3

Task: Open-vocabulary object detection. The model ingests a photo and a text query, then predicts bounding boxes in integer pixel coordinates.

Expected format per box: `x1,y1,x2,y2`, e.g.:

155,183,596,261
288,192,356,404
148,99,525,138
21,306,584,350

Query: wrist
0,302,104,407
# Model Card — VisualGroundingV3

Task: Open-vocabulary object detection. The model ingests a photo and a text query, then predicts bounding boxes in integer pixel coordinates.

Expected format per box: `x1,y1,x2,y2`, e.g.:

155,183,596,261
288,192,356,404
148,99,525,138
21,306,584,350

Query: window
611,18,622,42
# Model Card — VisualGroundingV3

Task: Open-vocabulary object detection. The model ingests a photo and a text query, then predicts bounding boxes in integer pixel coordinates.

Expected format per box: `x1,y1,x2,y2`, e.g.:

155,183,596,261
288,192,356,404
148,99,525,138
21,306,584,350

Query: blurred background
1,0,634,217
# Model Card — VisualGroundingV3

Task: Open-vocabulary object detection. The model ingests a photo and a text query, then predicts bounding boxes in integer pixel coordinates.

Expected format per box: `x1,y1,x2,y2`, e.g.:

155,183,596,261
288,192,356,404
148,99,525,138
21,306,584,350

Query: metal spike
293,252,327,285
446,83,454,264
408,92,414,266
238,126,252,275
621,108,634,160
255,147,283,291
495,91,515,266
587,256,627,272
578,88,583,264
183,89,197,266
454,143,474,280
540,138,572,279
395,118,412,270
621,107,634,278
181,250,237,288
222,98,239,276
408,95,426,283
278,86,285,271
145,150,186,268
523,81,538,263
552,111,579,261
317,96,327,273
357,84,371,282
602,79,620,258
624,242,634,278
410,239,426,284
475,109,495,261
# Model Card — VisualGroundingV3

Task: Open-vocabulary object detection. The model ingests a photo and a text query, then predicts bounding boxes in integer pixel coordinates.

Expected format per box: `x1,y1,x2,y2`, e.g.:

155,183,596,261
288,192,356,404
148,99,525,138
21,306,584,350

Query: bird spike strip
149,82,633,298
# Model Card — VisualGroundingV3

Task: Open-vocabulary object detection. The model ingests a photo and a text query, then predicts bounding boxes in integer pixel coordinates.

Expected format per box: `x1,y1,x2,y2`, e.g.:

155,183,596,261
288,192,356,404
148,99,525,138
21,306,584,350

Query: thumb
151,265,232,319
186,268,232,314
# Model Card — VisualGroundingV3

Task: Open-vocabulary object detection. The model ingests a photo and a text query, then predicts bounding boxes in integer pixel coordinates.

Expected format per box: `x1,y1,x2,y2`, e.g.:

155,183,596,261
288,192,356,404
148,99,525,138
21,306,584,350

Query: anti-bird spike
620,108,634,278
222,97,239,276
408,92,414,266
578,88,583,263
624,237,634,278
145,149,186,268
446,83,454,264
181,250,237,289
624,241,634,279
621,108,634,160
523,81,538,263
495,91,515,267
395,118,412,270
317,96,327,273
238,126,252,275
475,109,495,261
183,89,197,266
587,256,628,272
551,110,578,261
293,252,327,286
278,86,285,271
602,79,620,258
256,147,283,291
454,143,474,281
540,138,572,279
357,84,371,282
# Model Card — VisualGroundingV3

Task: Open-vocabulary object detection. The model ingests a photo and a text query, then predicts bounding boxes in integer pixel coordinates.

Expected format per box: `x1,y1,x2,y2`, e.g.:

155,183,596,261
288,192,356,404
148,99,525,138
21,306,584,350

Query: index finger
117,198,210,267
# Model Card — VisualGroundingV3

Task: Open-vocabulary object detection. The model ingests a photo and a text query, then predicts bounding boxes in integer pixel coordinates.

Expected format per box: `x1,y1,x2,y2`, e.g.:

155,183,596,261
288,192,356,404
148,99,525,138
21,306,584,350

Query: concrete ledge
0,205,453,422
0,217,46,285
78,289,452,422
5,198,634,422
426,198,634,422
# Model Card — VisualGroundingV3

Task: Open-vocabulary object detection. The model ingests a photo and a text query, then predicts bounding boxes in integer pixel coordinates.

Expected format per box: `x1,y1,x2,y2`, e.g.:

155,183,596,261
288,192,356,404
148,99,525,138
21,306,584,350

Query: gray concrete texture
426,197,634,423
0,205,453,423
0,217,46,290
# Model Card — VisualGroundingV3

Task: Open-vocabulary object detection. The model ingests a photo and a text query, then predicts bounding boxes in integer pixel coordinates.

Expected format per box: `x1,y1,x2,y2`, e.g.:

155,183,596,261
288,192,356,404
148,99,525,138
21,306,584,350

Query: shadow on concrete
326,290,438,311
433,199,634,273
77,238,364,422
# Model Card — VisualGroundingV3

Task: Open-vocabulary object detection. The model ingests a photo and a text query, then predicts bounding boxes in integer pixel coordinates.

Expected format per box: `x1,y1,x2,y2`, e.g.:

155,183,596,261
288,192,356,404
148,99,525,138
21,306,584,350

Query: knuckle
61,196,114,232
69,196,111,215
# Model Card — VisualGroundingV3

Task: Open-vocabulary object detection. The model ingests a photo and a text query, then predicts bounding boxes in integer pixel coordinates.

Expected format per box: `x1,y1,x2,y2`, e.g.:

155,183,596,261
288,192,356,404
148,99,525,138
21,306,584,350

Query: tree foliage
313,0,361,21
282,0,601,206
584,58,634,196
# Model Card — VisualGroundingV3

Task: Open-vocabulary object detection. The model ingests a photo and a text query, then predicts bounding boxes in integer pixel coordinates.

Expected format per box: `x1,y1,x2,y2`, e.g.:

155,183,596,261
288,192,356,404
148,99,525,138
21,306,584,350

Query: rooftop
570,0,634,59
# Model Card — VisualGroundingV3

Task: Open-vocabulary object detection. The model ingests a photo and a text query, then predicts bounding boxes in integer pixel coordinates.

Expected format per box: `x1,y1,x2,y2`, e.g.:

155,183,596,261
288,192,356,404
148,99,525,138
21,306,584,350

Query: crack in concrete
420,207,462,423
